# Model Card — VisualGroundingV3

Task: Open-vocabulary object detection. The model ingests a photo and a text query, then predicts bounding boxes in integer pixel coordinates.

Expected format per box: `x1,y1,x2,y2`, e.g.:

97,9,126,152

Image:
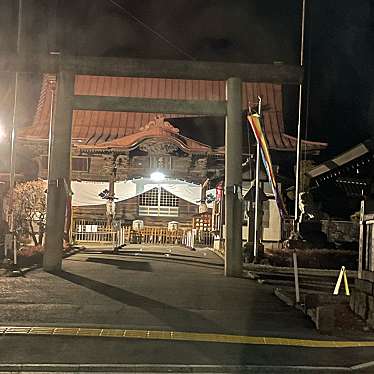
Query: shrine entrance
1,54,302,276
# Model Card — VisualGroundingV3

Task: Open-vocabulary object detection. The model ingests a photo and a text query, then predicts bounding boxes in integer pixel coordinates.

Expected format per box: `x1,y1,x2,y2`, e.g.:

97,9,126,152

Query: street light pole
293,0,307,229
253,97,262,259
7,0,23,264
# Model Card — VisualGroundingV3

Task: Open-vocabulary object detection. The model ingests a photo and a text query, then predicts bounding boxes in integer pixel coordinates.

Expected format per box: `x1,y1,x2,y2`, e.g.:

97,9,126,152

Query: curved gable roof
19,74,326,152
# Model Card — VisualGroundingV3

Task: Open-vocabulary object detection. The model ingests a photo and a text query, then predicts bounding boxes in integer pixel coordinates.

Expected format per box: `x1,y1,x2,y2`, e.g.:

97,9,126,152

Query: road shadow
84,248,220,261
113,252,224,269
55,270,228,334
117,250,212,260
86,257,152,272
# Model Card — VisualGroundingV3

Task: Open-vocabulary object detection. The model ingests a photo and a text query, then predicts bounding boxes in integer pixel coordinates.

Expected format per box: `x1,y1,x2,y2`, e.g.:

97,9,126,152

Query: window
72,157,90,172
160,188,179,207
138,187,179,217
139,188,159,207
41,156,90,172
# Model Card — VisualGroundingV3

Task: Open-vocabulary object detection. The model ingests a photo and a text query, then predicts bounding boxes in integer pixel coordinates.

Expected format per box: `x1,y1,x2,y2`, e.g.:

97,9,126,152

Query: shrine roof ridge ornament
0,53,303,84
75,115,213,155
139,115,179,134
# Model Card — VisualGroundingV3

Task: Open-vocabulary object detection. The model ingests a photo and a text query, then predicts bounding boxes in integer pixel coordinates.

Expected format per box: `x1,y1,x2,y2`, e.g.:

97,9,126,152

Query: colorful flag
248,113,288,218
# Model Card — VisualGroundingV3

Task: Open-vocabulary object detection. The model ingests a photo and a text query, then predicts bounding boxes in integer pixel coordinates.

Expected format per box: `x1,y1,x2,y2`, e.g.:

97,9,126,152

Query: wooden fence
74,220,186,246
73,219,116,244
117,226,184,246
73,219,214,249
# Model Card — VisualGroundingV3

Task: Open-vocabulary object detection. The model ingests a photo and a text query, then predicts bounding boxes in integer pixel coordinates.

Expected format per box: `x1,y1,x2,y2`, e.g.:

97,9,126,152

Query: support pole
293,250,300,303
294,0,307,227
253,143,261,258
253,98,262,258
7,0,23,264
43,71,74,272
224,77,243,277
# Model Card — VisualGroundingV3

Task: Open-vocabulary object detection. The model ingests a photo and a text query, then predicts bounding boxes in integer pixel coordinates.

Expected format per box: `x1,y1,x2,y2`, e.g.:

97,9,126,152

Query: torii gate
0,54,303,277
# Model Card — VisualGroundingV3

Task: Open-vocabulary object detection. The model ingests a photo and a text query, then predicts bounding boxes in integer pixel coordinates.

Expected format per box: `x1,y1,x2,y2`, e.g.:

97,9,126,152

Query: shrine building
17,74,327,243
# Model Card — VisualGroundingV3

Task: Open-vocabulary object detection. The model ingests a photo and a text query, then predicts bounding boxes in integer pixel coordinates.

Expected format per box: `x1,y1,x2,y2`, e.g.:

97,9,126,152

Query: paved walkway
0,245,373,369
0,245,314,336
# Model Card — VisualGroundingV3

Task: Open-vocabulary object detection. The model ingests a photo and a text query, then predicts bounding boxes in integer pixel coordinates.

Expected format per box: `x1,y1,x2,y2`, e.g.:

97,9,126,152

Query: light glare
150,171,165,182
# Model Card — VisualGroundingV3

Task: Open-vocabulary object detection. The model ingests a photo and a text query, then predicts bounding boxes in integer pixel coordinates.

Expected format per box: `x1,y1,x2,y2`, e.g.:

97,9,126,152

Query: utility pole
293,0,307,229
7,0,23,265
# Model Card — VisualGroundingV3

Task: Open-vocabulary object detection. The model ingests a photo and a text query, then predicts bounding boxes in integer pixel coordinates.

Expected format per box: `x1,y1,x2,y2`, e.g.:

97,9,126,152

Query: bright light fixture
150,171,165,182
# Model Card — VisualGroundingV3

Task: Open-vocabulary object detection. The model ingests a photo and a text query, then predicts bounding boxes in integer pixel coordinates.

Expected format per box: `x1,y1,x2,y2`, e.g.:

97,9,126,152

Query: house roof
19,74,327,152
307,139,374,179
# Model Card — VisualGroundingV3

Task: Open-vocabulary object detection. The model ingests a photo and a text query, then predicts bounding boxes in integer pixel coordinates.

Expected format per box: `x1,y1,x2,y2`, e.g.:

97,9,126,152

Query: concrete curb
206,247,224,260
242,270,259,280
274,287,295,307
0,363,358,373
243,264,357,278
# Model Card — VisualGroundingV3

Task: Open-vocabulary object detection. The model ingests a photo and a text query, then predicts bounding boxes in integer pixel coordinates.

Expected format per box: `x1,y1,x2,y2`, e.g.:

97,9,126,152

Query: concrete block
355,291,368,320
368,295,374,312
306,308,317,323
316,305,335,333
304,294,320,309
368,311,374,329
353,291,361,316
349,292,355,312
305,293,349,309
355,278,373,295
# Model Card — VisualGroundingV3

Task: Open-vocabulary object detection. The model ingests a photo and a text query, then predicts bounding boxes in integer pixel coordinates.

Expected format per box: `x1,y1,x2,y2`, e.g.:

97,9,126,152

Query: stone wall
350,277,374,328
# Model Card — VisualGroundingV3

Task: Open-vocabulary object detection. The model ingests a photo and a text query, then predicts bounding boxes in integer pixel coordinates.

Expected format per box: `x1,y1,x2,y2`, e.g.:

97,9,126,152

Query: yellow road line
0,325,373,348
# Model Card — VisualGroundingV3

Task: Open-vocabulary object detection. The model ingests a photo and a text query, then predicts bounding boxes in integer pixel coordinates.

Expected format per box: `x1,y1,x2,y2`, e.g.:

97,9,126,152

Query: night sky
0,0,373,160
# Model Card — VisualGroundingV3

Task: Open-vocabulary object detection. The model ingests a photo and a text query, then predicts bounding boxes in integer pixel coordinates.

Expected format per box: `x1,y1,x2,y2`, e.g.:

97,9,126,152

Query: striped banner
248,113,287,218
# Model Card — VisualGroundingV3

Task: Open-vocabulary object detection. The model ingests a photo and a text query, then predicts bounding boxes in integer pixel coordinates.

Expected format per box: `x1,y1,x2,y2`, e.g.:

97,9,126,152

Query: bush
17,245,44,266
8,180,46,247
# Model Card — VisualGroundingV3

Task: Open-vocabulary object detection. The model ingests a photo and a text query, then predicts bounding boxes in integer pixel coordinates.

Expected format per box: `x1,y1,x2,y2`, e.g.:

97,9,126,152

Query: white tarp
71,181,109,206
71,178,201,207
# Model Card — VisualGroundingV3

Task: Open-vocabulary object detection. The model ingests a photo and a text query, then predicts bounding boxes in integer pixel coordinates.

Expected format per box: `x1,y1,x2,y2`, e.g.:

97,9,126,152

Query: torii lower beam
73,96,227,116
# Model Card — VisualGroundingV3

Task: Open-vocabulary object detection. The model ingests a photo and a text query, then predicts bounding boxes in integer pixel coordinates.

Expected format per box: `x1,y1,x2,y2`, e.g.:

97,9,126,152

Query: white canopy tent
71,178,202,207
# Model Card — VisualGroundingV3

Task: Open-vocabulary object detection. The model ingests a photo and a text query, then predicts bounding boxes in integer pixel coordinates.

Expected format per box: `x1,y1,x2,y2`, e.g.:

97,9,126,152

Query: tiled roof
79,116,213,154
19,74,327,151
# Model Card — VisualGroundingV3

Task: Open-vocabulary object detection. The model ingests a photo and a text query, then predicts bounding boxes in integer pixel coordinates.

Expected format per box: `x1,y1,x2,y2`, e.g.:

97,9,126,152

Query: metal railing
182,229,215,249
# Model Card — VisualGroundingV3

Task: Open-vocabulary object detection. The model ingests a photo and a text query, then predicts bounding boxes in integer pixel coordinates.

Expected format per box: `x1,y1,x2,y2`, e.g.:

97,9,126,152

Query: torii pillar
43,71,74,272
225,77,243,277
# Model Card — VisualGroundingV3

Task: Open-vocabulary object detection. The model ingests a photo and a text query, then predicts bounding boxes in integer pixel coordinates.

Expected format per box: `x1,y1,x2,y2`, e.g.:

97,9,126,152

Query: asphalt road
0,245,372,370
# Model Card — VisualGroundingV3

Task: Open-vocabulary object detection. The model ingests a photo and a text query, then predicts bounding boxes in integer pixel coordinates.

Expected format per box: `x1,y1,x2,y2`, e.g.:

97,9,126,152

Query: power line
108,0,196,61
